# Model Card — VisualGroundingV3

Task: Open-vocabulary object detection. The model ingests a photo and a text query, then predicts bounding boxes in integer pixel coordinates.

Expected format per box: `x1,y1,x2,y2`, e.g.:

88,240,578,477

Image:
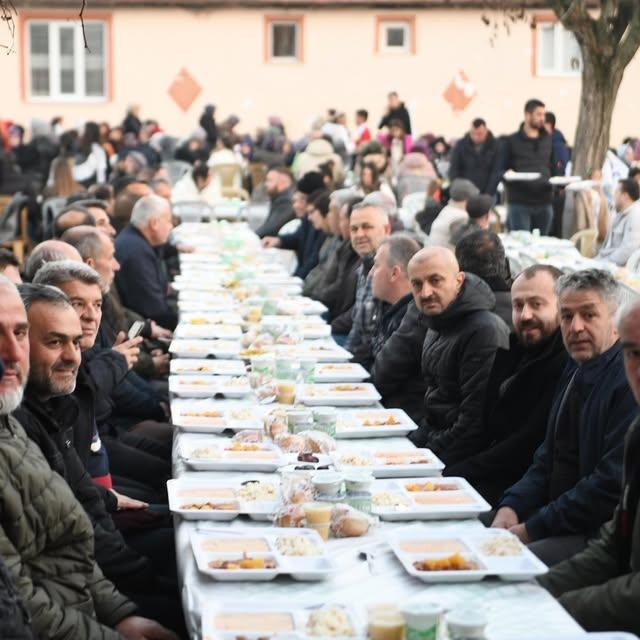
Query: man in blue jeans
502,98,558,234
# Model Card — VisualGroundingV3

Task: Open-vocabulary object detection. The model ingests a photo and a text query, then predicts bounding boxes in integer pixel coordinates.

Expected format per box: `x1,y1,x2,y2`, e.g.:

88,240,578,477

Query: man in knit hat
428,178,479,247
451,193,494,245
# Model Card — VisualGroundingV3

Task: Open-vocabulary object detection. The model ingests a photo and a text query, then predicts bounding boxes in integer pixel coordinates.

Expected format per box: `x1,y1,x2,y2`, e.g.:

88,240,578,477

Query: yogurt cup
303,501,333,525
312,471,343,497
344,471,374,493
401,602,442,640
445,608,488,639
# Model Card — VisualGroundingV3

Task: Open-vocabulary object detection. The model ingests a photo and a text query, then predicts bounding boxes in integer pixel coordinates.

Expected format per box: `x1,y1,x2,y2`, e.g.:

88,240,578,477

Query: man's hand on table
491,506,519,530
261,237,281,249
113,333,143,369
116,616,179,640
110,489,149,511
152,352,170,376
508,523,531,544
150,320,173,340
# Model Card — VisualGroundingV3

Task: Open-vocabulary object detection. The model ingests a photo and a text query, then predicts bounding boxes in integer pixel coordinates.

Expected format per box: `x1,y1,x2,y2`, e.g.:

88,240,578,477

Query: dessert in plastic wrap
264,408,288,438
330,504,371,538
275,330,302,346
297,430,337,454
274,433,307,453
231,430,265,444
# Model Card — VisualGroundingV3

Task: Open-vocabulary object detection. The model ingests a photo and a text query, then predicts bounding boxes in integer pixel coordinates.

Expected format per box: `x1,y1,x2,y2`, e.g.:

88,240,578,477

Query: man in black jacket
369,234,421,366
444,264,568,505
378,91,412,135
14,283,184,637
492,269,638,566
255,167,295,238
407,247,510,461
449,118,501,195
501,98,556,234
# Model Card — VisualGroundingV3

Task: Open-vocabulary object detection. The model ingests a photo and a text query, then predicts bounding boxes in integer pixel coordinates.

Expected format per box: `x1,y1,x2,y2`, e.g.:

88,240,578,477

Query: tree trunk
571,42,626,177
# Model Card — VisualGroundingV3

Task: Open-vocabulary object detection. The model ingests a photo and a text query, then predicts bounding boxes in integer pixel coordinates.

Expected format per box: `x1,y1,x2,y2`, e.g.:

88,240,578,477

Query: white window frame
268,20,300,62
537,22,582,77
379,20,411,54
26,19,108,103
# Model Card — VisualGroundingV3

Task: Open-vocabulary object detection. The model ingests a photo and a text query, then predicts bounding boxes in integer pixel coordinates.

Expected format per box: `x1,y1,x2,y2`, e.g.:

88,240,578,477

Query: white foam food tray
171,399,268,432
390,528,548,583
169,375,251,399
167,477,280,521
371,477,491,521
297,383,381,407
170,358,247,376
191,527,335,581
334,447,444,478
181,439,286,472
174,323,242,340
335,408,418,438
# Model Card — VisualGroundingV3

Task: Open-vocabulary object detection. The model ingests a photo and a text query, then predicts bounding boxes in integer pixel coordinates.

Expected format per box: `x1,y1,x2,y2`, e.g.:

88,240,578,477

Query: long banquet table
170,222,589,640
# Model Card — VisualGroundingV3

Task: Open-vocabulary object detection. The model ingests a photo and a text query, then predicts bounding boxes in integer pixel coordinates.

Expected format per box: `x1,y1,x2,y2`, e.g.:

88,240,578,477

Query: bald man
538,300,640,634
376,246,509,461
25,239,82,281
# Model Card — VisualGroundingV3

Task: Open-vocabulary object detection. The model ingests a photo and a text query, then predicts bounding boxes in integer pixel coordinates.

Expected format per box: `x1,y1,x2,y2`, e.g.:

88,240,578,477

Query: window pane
85,23,105,96
386,27,406,48
29,23,50,96
59,26,75,94
540,25,555,72
562,30,582,73
272,23,297,58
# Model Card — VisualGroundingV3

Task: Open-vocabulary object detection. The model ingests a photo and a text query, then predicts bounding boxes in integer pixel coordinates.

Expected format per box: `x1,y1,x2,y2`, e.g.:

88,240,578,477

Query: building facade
2,0,639,145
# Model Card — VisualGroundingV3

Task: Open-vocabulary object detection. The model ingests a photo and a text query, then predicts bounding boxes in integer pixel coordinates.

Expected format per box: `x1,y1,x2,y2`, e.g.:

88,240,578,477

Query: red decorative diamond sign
443,70,477,112
168,68,202,113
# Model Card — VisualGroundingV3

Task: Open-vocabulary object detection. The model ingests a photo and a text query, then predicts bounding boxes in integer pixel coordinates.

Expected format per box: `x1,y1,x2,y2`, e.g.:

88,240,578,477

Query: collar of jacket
383,292,413,320
360,253,375,275
21,390,79,435
517,123,550,142
505,327,565,364
571,340,623,386
271,188,293,204
425,272,497,331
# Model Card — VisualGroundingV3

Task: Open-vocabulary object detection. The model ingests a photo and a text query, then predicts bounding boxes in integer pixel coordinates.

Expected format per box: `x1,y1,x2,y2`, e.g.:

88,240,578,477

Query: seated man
406,247,509,461
255,166,295,238
444,265,568,505
261,172,327,279
14,283,185,637
33,261,172,502
450,193,493,245
428,178,479,247
596,178,640,267
455,230,513,328
53,204,95,238
369,234,421,365
538,299,640,634
115,194,177,330
344,203,391,363
74,198,117,239
24,239,82,281
0,247,21,284
492,270,638,566
0,275,175,640
315,194,362,335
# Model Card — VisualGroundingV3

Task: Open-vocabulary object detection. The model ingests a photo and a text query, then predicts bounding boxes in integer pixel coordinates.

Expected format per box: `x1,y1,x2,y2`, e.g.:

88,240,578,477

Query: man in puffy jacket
492,270,637,567
0,275,176,640
406,247,510,461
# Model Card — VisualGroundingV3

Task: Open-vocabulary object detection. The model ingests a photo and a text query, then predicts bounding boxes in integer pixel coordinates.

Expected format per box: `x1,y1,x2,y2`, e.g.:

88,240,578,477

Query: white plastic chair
626,247,640,273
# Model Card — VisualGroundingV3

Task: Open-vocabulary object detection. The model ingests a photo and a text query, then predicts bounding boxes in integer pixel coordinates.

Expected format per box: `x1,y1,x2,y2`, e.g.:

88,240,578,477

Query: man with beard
501,98,557,234
0,275,176,639
493,270,638,566
13,283,186,637
255,167,294,238
405,246,509,461
444,265,569,505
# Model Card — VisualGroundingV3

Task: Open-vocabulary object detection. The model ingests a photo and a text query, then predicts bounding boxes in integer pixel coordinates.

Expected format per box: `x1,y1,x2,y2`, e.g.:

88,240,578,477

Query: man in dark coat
449,118,501,195
444,265,568,505
492,269,638,567
539,299,640,634
378,91,412,135
455,229,513,329
255,167,295,238
501,98,558,234
13,283,185,637
369,234,421,366
199,104,217,150
261,172,326,279
115,195,177,330
406,247,510,461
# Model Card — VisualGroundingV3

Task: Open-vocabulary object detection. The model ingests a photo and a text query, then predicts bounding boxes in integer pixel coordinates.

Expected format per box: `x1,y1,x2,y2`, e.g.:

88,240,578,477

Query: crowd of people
0,93,640,638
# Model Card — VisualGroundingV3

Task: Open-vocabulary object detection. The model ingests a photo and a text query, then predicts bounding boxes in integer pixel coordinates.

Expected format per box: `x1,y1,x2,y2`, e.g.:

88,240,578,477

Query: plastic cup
298,357,317,383
303,502,333,525
276,380,296,405
402,602,442,640
308,522,330,541
368,608,405,640
311,471,343,497
445,608,488,639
